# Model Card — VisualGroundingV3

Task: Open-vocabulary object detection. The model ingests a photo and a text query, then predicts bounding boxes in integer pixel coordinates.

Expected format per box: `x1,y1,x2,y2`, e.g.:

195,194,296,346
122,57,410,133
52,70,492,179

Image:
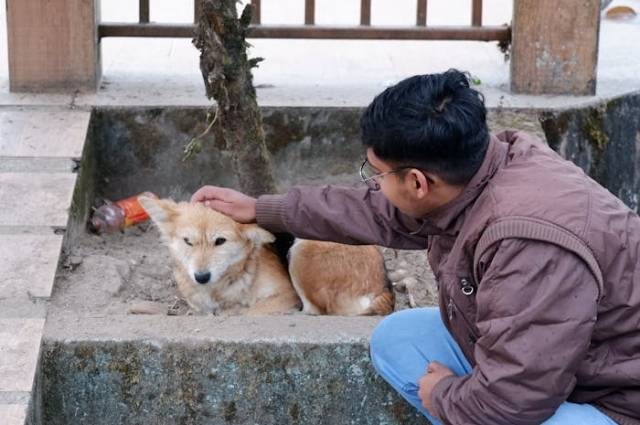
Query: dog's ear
242,225,276,246
138,196,179,233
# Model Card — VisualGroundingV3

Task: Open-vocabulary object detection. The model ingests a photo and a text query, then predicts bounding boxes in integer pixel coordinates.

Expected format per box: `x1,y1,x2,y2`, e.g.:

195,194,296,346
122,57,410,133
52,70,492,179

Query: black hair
361,69,490,186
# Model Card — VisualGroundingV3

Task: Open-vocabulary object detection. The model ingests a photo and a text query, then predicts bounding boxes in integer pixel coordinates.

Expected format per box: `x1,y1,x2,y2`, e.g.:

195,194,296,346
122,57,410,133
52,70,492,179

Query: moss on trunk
192,0,277,196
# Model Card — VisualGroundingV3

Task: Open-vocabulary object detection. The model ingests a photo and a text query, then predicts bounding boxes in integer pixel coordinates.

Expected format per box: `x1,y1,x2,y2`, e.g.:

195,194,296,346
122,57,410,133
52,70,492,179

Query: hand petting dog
191,185,257,224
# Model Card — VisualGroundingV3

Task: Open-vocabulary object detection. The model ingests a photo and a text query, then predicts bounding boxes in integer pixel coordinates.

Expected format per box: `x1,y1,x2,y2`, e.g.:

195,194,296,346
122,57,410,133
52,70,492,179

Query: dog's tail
365,290,395,316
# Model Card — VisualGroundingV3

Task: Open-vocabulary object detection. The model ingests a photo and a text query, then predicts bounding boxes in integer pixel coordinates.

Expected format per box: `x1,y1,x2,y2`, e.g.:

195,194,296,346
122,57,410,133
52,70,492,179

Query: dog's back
288,239,394,316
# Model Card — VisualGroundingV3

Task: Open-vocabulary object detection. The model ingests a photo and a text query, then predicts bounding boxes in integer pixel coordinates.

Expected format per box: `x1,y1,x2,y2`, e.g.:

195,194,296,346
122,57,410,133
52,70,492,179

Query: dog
139,196,394,316
288,239,394,315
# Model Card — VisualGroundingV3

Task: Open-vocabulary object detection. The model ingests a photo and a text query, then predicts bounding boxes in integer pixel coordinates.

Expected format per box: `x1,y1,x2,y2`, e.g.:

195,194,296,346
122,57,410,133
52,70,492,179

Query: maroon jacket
256,131,640,425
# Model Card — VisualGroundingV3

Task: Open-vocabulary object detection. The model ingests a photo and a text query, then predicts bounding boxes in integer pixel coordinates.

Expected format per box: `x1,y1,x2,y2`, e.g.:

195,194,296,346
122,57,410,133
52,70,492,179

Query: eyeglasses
359,159,410,191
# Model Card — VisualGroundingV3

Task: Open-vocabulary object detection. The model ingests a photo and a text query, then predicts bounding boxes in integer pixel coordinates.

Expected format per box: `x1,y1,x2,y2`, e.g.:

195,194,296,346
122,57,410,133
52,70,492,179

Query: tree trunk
193,0,277,196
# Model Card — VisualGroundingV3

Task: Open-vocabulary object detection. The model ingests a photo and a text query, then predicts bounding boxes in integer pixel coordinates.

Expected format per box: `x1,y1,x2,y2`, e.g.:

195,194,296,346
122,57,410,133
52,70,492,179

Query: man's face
365,149,431,218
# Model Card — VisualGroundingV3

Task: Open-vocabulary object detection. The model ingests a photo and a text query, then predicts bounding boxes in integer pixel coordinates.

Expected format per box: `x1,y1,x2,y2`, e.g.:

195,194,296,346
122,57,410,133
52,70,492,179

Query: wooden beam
417,0,428,26
360,0,371,26
251,0,261,24
471,0,482,26
194,0,202,24
139,0,150,23
7,0,101,92
511,0,600,95
99,23,511,42
305,0,315,25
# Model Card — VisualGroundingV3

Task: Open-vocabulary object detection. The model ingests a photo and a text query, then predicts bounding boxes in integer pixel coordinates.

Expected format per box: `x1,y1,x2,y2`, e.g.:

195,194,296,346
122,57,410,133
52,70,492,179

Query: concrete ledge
0,109,91,425
0,319,44,393
0,235,63,299
0,173,76,228
41,315,428,425
0,404,28,425
0,111,89,158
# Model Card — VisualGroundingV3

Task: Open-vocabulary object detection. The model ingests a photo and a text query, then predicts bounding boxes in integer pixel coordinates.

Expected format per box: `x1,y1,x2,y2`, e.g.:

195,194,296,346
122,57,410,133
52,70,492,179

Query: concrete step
0,109,90,425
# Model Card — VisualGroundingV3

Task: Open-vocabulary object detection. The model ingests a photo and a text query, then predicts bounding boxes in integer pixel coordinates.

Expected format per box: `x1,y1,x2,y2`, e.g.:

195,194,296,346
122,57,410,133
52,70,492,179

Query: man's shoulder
493,129,546,148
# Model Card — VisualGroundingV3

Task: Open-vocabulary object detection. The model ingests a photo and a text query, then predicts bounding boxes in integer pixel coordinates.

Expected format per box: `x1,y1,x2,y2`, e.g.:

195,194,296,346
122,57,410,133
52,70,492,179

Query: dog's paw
387,262,412,288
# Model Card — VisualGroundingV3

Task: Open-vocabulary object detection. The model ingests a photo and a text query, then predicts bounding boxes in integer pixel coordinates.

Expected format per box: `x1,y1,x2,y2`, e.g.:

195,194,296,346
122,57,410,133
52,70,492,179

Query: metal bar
99,23,511,42
472,0,482,26
305,0,315,25
139,0,150,23
360,0,371,26
194,0,201,24
251,0,261,25
417,0,427,26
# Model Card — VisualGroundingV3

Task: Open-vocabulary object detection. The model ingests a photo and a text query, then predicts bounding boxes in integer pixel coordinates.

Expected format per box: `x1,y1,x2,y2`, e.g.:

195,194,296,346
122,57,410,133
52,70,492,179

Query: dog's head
139,196,275,286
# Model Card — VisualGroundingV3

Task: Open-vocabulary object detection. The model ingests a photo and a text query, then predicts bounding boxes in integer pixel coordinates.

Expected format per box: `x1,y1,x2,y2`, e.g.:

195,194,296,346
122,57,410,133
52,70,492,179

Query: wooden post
511,0,601,95
7,0,101,92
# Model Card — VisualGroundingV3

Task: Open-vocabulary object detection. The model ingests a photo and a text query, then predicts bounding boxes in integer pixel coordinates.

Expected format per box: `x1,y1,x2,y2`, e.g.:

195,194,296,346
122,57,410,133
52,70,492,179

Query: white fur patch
358,295,373,311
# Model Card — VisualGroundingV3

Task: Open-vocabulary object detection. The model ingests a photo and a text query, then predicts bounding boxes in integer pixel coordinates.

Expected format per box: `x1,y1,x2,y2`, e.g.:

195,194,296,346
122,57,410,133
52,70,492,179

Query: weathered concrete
88,101,640,215
0,404,28,425
90,106,545,201
0,319,44,393
0,235,63,299
541,91,640,211
0,111,89,158
41,315,428,425
0,173,76,228
0,108,91,425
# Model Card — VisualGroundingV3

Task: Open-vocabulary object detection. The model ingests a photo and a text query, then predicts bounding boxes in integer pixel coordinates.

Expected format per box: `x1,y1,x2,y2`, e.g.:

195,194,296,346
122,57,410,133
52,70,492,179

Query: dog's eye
214,237,226,246
183,238,193,246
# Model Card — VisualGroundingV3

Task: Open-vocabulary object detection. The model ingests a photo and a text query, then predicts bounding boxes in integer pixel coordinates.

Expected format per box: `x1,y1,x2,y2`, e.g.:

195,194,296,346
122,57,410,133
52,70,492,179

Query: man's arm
430,238,599,425
256,185,429,248
193,184,428,249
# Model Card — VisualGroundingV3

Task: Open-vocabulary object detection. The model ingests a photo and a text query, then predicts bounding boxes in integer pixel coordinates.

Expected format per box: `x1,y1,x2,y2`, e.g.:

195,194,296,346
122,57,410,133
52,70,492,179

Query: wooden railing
98,0,511,44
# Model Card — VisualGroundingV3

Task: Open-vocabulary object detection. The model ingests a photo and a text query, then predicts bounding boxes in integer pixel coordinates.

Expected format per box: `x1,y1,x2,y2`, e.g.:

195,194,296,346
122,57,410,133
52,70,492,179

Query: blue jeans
369,307,617,425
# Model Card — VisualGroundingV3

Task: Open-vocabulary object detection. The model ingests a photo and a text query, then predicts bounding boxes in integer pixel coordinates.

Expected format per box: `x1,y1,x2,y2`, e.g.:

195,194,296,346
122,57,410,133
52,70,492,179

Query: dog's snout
194,271,211,284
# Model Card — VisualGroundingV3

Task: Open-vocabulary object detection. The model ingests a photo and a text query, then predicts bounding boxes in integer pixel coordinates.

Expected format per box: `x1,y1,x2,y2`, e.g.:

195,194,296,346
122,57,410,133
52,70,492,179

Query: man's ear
407,169,430,199
138,196,179,235
242,224,276,246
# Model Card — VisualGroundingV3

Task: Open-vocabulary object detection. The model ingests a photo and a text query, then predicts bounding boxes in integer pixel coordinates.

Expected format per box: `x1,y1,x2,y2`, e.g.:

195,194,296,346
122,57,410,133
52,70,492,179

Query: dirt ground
52,224,438,317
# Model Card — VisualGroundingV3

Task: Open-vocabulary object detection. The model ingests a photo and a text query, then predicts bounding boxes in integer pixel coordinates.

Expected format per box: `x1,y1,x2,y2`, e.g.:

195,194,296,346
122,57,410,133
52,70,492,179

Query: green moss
107,345,144,410
67,111,97,243
289,402,301,421
583,104,609,155
539,110,572,152
223,400,237,422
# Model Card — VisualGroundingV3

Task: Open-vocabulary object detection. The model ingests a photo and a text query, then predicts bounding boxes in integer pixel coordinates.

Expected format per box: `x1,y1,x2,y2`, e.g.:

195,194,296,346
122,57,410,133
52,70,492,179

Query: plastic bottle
90,191,158,234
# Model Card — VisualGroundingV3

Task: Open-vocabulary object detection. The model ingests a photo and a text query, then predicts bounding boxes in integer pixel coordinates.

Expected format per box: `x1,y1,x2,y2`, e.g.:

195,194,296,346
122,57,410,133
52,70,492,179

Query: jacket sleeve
255,185,428,249
431,238,599,425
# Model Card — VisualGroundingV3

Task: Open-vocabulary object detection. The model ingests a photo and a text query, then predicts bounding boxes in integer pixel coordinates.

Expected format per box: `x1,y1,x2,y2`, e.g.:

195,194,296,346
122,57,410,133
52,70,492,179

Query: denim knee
370,308,443,369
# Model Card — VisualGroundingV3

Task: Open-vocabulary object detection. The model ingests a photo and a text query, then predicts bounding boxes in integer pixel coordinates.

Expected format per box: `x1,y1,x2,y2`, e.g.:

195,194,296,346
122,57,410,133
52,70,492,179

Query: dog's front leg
187,292,220,315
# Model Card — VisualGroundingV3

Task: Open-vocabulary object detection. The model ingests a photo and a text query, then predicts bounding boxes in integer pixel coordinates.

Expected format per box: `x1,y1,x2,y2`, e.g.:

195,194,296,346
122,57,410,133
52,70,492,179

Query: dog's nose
194,271,211,284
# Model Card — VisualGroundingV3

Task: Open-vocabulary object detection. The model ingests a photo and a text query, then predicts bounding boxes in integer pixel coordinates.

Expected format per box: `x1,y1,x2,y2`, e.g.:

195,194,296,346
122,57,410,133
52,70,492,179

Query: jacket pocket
442,274,480,359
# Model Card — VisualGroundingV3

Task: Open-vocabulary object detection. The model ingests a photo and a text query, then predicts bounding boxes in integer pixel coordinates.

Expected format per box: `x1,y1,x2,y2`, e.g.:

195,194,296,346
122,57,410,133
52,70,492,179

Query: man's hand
418,361,454,416
191,185,257,223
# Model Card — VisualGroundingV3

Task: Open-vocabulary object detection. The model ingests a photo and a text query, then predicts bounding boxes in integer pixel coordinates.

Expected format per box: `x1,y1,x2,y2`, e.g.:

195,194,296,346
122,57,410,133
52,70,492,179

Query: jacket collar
415,135,509,235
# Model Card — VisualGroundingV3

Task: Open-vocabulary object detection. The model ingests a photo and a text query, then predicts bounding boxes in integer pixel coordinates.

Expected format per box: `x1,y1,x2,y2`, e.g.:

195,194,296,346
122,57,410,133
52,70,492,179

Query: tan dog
139,197,300,315
289,239,394,316
140,196,394,316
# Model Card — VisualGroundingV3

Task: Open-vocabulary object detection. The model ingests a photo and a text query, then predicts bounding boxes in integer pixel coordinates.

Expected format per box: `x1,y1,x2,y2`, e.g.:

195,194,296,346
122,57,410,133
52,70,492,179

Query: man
192,70,640,425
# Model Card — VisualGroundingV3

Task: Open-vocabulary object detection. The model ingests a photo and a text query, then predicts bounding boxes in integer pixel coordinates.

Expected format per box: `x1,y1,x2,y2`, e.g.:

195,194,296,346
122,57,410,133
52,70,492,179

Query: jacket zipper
448,296,480,341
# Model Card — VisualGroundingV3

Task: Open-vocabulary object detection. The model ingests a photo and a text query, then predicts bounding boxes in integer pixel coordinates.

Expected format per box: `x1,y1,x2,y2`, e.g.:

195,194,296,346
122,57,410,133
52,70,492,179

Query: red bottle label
115,192,158,227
